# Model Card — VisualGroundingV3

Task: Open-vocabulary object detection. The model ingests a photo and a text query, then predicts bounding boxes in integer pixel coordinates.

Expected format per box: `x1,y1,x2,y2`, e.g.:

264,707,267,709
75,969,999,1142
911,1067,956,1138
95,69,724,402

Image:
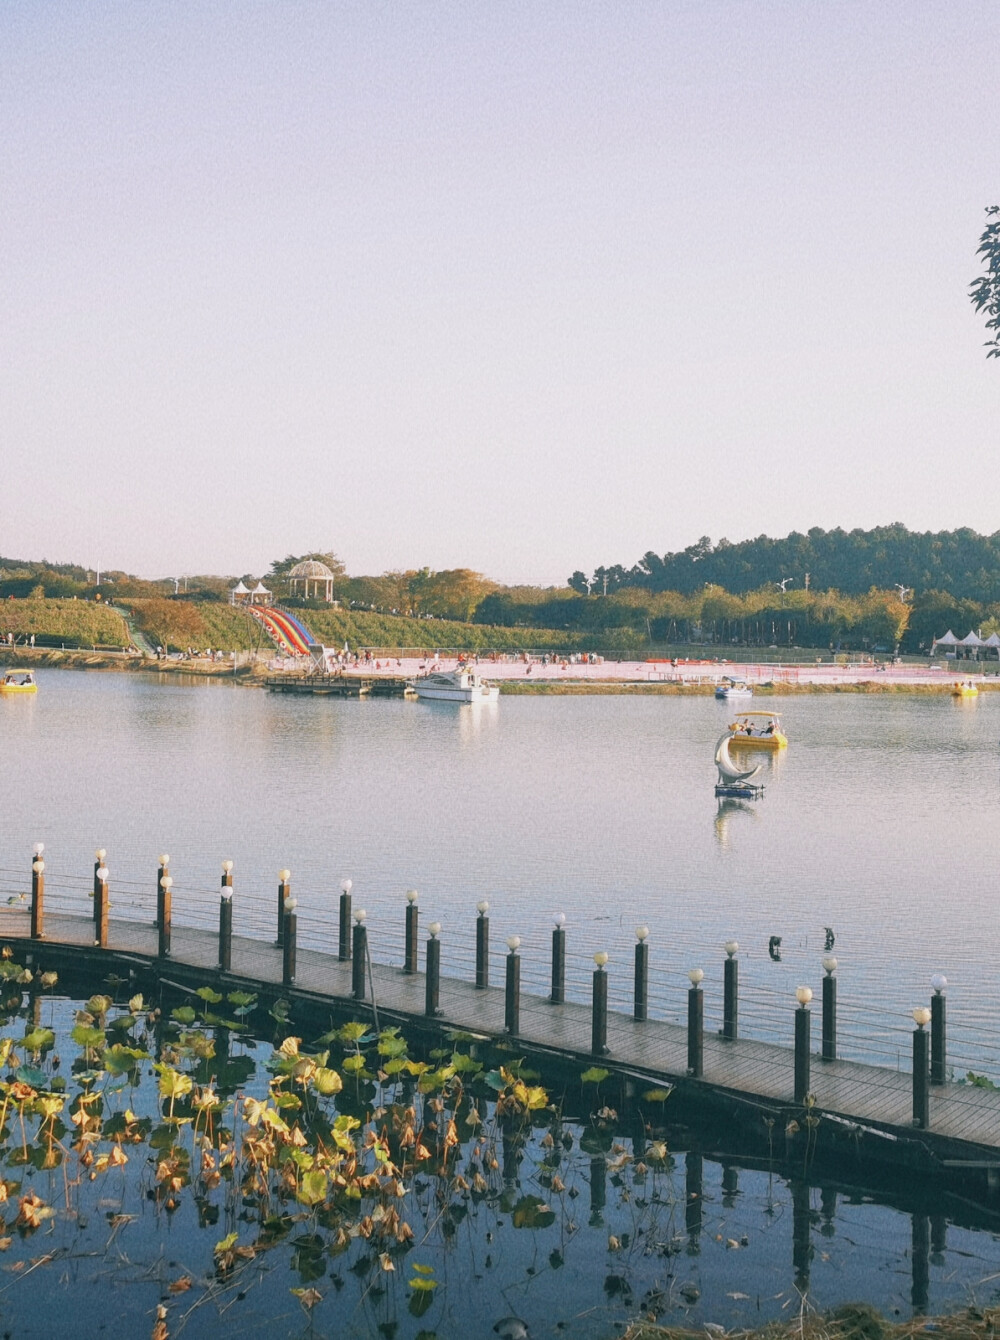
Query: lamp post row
22,846,952,1125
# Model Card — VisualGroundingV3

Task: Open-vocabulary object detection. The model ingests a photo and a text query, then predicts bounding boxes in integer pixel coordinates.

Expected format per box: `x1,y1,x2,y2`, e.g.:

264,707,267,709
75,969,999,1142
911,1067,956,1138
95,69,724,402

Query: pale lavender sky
1,2,998,585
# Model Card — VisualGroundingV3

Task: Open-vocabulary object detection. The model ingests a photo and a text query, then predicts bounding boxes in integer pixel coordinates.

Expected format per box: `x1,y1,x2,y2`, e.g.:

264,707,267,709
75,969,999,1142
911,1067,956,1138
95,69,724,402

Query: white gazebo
288,560,336,602
249,581,272,607
229,580,250,606
985,633,1000,659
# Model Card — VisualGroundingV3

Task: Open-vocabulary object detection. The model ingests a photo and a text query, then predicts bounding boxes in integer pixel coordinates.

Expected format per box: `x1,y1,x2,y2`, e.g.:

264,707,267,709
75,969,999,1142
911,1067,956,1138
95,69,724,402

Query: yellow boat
728,710,787,749
952,680,979,698
0,670,37,695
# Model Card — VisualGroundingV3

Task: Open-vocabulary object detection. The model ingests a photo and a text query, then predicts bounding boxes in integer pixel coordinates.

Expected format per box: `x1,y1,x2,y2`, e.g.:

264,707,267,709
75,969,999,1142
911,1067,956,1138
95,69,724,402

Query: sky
1,1,998,586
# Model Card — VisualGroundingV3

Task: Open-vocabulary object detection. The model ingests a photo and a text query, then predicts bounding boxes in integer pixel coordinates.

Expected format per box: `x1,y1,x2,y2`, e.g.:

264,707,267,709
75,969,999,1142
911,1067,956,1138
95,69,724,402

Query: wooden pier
265,673,414,697
4,904,1000,1188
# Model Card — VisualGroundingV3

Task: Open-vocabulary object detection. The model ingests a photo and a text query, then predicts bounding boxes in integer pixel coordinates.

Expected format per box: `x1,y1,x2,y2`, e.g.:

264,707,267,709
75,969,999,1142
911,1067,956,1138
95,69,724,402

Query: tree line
569,524,1000,603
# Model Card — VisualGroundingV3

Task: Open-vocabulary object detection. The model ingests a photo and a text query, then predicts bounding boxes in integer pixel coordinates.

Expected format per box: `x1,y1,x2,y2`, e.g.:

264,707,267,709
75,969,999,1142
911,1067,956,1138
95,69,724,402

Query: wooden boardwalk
4,908,1000,1161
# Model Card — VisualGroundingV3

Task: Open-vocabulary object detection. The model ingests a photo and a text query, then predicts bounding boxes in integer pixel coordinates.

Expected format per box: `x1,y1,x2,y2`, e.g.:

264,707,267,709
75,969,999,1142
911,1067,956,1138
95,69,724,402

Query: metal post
931,983,947,1085
277,872,290,946
219,891,233,972
822,971,837,1061
30,856,45,940
425,933,441,1016
687,981,704,1077
282,899,297,986
352,919,367,1000
505,940,520,1035
475,902,489,989
158,874,172,958
913,1022,930,1128
339,881,352,961
156,856,168,928
794,1003,811,1102
551,918,566,1003
95,867,109,948
404,892,419,974
93,849,105,931
219,861,234,972
591,960,608,1055
634,935,649,1021
723,954,738,1041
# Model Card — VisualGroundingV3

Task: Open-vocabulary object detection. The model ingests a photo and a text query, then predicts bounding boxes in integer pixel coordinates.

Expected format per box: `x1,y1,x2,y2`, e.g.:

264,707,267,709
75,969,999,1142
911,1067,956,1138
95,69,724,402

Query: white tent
229,580,250,606
931,630,959,655
250,581,272,606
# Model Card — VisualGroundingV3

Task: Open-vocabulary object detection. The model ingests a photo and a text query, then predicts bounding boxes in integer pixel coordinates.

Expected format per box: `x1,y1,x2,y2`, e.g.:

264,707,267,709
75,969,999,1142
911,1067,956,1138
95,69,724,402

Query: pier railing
2,848,998,1114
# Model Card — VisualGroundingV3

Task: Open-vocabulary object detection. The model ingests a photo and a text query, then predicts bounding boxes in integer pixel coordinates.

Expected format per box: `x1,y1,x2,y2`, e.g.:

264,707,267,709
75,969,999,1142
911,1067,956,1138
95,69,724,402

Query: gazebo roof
959,630,985,646
985,633,1000,647
933,630,959,645
251,582,271,594
231,581,250,594
289,560,334,579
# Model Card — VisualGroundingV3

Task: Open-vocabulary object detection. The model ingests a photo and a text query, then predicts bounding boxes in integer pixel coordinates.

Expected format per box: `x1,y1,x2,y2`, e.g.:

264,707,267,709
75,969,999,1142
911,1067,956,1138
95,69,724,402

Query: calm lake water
2,670,1000,1077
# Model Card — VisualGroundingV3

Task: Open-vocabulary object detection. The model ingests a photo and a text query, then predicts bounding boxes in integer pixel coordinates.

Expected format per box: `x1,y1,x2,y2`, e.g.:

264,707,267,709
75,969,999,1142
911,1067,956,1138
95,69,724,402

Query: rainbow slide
248,606,317,656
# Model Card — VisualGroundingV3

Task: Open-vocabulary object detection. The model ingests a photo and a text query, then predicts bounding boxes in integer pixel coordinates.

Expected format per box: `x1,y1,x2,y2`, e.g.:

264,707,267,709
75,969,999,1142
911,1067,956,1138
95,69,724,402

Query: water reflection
714,797,759,847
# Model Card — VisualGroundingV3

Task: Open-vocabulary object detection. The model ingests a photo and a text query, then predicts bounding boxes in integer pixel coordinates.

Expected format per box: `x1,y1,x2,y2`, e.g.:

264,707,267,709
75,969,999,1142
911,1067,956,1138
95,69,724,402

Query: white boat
411,669,500,703
715,679,753,699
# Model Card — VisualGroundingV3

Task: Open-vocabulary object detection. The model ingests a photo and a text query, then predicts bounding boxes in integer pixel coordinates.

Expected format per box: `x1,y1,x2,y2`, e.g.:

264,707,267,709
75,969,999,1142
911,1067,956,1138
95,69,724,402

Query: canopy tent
249,582,272,606
229,580,250,606
931,630,959,656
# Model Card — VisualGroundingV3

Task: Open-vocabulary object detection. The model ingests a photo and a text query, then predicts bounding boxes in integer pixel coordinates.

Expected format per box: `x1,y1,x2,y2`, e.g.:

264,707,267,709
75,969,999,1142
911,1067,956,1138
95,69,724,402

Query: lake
1,671,999,1079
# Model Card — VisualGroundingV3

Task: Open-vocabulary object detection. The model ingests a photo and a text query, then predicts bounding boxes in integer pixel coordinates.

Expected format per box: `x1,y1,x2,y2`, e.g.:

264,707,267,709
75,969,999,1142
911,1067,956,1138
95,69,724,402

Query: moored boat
411,669,499,703
715,678,753,700
0,670,37,695
727,710,786,748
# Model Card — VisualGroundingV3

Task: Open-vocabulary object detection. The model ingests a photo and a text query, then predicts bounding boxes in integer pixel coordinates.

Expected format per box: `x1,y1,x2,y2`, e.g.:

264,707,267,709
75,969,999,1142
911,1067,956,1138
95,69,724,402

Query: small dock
265,674,414,697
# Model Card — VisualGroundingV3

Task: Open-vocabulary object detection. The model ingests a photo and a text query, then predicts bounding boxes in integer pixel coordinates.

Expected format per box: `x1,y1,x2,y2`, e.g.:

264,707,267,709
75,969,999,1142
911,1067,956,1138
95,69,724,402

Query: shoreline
3,645,996,694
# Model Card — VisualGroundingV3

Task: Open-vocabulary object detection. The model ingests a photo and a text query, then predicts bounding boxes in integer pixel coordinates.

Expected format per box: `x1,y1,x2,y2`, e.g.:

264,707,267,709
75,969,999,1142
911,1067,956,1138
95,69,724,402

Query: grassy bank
0,597,129,649
625,1304,997,1340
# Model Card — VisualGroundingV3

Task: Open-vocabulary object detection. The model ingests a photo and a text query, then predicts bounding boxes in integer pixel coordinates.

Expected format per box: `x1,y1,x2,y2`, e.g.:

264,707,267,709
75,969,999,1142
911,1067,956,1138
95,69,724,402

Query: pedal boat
0,670,37,695
728,710,786,749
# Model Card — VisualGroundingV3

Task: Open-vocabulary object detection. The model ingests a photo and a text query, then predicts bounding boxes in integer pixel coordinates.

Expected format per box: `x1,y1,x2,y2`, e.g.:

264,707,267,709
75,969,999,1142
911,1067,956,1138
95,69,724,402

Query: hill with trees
569,524,1000,603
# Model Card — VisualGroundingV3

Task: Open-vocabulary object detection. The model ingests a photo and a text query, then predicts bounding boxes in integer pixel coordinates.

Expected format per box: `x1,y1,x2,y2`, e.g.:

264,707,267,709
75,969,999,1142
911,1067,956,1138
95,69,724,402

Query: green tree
970,206,1000,358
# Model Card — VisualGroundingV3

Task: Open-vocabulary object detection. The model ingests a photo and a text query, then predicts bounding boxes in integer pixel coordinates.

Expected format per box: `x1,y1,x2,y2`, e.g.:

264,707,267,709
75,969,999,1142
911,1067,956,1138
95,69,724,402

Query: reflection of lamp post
687,969,704,1077
794,986,812,1102
475,900,489,989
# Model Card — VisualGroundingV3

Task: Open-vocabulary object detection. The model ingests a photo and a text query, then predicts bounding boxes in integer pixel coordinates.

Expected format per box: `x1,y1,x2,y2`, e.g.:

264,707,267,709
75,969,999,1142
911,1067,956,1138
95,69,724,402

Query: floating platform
266,675,414,698
714,781,764,798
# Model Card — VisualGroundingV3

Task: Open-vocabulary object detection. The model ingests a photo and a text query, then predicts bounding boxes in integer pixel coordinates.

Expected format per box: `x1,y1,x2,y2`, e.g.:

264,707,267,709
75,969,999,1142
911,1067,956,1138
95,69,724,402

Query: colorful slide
248,606,318,657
